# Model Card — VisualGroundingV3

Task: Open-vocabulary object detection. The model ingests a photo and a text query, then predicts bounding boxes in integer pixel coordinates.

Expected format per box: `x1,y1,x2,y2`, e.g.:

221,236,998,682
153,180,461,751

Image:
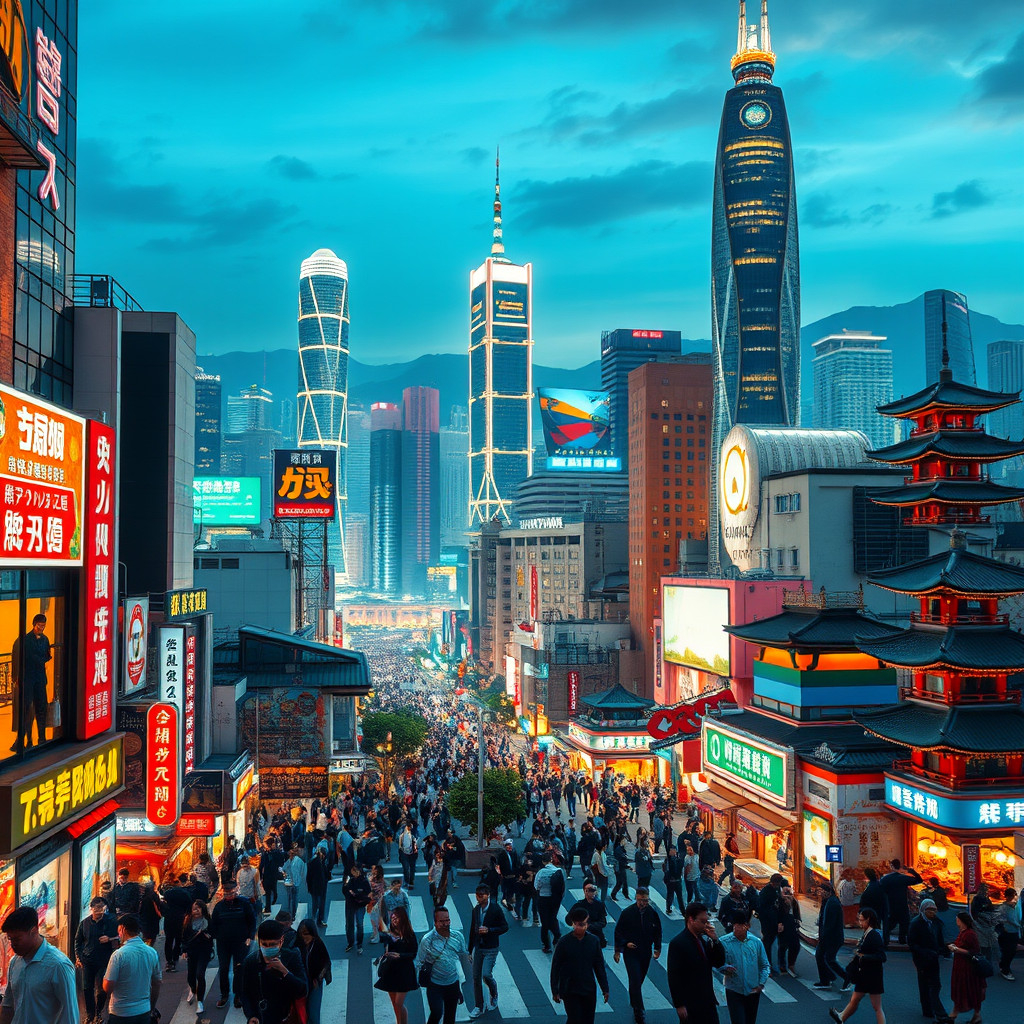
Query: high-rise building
227,384,273,432
600,329,682,470
440,407,470,548
469,156,533,526
987,340,1024,489
925,289,975,385
344,513,369,588
812,332,894,449
710,0,800,573
345,405,371,576
195,367,222,473
627,358,714,697
297,248,350,580
370,402,402,594
401,387,440,596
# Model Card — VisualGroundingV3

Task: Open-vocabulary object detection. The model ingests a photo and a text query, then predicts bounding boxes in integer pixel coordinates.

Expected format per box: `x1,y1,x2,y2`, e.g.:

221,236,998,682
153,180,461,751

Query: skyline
76,1,1023,364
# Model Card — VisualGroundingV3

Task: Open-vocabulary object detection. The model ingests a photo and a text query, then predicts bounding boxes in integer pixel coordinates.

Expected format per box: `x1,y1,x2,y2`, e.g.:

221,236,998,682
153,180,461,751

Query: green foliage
447,768,526,839
361,711,429,760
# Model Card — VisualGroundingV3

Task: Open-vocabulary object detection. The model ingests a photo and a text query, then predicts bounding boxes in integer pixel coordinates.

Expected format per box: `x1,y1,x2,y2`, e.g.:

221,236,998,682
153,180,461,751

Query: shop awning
694,790,749,814
737,805,796,836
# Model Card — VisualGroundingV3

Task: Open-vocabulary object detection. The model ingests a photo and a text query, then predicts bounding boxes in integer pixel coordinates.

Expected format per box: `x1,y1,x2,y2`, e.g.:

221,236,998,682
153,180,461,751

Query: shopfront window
79,823,116,924
19,848,72,952
911,825,1018,902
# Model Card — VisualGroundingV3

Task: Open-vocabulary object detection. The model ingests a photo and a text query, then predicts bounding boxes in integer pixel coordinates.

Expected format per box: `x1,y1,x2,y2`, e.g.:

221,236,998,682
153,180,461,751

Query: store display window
803,810,832,890
0,860,14,989
911,825,1018,902
19,848,71,953
78,823,115,923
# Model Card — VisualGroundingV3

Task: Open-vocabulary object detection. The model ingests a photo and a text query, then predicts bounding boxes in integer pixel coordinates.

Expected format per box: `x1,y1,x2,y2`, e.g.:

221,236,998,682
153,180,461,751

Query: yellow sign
8,736,123,851
0,0,28,102
166,587,208,619
721,444,748,515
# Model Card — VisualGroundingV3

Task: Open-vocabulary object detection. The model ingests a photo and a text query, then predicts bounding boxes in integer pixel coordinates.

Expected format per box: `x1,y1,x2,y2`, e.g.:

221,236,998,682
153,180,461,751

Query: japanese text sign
184,629,196,774
79,420,115,739
703,720,791,807
165,587,207,620
177,814,216,837
122,597,148,696
0,383,85,567
34,25,61,210
963,844,981,894
884,776,1024,832
273,448,337,519
145,702,180,827
158,625,184,712
568,670,579,717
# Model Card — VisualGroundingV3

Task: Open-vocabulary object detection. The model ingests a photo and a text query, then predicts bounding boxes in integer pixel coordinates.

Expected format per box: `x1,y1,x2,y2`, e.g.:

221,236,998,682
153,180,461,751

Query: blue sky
76,0,1024,365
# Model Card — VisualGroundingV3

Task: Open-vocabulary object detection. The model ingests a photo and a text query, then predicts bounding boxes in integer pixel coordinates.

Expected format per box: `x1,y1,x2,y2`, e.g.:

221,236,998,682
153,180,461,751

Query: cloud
973,30,1024,103
801,193,851,229
930,179,994,219
268,155,319,180
460,146,489,165
514,160,712,229
860,203,893,225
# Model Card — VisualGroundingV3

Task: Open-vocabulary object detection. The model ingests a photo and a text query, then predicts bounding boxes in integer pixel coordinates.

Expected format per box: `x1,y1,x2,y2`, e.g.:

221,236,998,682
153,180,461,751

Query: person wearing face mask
182,900,214,1014
236,920,307,1024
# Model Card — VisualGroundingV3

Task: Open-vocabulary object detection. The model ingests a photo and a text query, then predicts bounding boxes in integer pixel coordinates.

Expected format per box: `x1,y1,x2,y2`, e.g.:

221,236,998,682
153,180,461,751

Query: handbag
417,935,450,988
972,954,995,978
845,956,862,984
46,699,61,729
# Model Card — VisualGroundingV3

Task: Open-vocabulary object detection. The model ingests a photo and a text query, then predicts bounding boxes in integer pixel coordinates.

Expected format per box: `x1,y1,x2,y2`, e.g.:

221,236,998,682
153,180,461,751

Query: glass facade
370,404,402,594
812,333,894,448
924,289,975,385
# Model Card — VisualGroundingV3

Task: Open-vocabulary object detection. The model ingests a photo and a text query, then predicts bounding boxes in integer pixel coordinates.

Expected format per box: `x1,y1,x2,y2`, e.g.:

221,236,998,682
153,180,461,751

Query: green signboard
703,720,789,803
193,477,261,526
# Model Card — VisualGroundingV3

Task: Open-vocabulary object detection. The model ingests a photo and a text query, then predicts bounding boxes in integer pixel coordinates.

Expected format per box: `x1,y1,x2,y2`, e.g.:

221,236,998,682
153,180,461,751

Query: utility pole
477,701,485,849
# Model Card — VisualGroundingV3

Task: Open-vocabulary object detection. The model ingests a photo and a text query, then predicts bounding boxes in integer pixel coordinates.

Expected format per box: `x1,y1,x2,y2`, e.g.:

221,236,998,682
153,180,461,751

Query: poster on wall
803,810,831,882
663,585,731,676
79,823,115,923
19,852,69,951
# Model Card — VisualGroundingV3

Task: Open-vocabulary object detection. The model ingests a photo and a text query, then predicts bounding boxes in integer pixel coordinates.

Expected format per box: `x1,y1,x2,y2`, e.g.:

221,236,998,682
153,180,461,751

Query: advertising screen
193,477,261,526
537,388,620,472
79,822,115,923
663,585,731,675
273,449,337,519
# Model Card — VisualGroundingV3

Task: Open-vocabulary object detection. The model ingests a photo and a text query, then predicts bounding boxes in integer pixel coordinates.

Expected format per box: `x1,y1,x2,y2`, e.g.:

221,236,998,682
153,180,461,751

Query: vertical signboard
184,628,196,774
530,565,538,621
79,420,115,738
963,844,981,895
567,670,579,717
158,626,185,712
272,449,337,518
122,597,148,697
34,22,63,210
145,703,179,827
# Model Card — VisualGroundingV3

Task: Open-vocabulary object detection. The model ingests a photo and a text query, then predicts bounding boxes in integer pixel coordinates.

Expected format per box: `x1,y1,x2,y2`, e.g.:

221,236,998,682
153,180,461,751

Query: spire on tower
490,147,505,259
940,293,953,381
760,0,771,54
737,0,747,56
731,0,775,79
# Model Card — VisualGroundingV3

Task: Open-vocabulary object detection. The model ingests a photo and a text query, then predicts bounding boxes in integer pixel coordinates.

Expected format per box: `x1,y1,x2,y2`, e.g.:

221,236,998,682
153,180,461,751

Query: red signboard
568,670,579,717
146,703,180,828
79,420,115,738
647,688,735,741
184,631,196,774
631,330,663,339
273,448,337,518
963,844,981,894
530,565,538,621
177,813,216,837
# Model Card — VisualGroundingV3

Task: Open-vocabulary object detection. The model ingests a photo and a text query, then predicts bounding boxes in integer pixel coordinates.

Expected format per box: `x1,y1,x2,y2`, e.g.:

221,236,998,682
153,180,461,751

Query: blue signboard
825,845,843,864
885,776,1024,833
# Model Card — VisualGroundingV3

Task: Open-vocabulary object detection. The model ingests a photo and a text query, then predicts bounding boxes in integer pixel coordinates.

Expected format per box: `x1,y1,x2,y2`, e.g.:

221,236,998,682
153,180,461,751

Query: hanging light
918,838,931,854
994,851,1008,865
1009,856,1017,868
934,845,947,859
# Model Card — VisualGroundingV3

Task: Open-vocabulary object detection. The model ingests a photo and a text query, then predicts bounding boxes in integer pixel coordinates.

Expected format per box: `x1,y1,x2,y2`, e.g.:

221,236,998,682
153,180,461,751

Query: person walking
565,884,608,948
113,868,142,918
663,846,684,915
415,905,472,1024
209,879,258,1009
879,858,922,947
814,881,849,991
718,882,751,932
590,842,611,904
236,920,308,1024
998,886,1021,980
74,896,119,1024
858,869,889,952
374,907,418,1024
828,907,886,1024
102,914,162,1024
683,842,701,905
756,873,783,971
260,834,286,916
307,847,331,928
0,906,78,1024
610,836,632,902
295,918,332,1024
535,853,566,955
667,902,726,1024
969,884,998,965
281,845,307,921
720,832,740,886
550,907,610,1024
718,910,770,1024
776,887,801,977
634,839,653,894
947,912,986,1024
181,900,214,1015
613,888,662,1024
468,882,509,1018
367,864,387,945
160,874,192,973
137,881,164,948
398,823,419,888
343,862,371,954
907,898,950,1023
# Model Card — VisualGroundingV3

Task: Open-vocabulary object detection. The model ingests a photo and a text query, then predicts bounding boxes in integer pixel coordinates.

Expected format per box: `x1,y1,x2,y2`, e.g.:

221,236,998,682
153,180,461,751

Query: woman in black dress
296,918,332,1024
830,906,886,1024
181,900,213,1014
374,905,418,1024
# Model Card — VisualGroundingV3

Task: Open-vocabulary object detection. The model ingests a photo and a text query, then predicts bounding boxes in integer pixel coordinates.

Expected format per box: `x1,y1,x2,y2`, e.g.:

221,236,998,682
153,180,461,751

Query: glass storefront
19,847,71,953
802,810,832,890
0,860,14,988
78,822,115,923
910,824,1018,902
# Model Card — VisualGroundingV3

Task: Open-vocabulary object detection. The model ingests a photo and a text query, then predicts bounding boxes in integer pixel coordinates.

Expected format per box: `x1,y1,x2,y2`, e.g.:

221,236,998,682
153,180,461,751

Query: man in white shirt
0,907,78,1024
103,914,162,1024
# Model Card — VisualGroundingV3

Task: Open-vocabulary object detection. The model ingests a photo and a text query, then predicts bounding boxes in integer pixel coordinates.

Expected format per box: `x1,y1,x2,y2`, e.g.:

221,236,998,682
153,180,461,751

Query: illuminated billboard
537,388,620,473
663,585,731,676
193,477,261,526
273,449,337,519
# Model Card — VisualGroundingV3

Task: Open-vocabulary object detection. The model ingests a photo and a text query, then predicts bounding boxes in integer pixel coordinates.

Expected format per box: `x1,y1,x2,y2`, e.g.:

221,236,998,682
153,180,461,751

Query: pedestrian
697,865,720,914
137,880,164,948
662,845,684,915
160,874,192,973
398,822,419,887
295,918,332,1024
756,873,783,970
415,905,472,1024
907,898,950,1023
209,879,258,1009
565,883,608,948
374,907,418,1024
719,882,751,932
281,845,307,921
858,869,888,951
613,887,662,1024
634,837,653,893
879,858,923,947
113,868,142,918
11,612,50,749
947,911,986,1024
307,847,331,928
683,842,701,905
590,842,611,904
0,906,78,1024
610,836,632,902
550,907,610,1024
776,887,801,977
236,920,307,1024
535,852,566,954
720,832,740,885
343,862,371,954
667,902,726,1024
367,864,387,944
814,881,849,991
182,900,214,1015
496,838,519,913
102,914,162,1024
468,882,509,1017
74,897,119,1024
997,886,1021,980
260,834,286,916
828,906,886,1024
428,849,449,909
235,855,264,911
969,883,998,964
719,909,770,1024
838,870,860,928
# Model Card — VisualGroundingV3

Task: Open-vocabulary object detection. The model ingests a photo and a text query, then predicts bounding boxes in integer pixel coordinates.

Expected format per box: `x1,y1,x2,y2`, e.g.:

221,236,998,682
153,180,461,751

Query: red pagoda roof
869,479,1024,507
869,430,1024,465
856,701,1024,753
878,379,1018,418
856,623,1024,672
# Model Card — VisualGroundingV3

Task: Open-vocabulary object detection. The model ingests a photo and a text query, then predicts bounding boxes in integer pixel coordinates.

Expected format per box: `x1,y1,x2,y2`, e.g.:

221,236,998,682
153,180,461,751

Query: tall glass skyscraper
812,332,894,449
370,402,402,594
469,157,533,526
297,248,350,580
194,367,222,473
924,289,975,385
401,387,440,596
710,0,800,573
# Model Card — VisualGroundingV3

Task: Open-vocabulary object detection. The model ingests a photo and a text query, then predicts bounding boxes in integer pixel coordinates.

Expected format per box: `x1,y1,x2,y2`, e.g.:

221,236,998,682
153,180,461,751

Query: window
776,548,785,568
790,548,799,568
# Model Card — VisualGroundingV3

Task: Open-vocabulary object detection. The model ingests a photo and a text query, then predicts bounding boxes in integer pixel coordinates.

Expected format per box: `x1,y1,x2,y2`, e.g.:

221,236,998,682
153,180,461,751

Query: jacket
662,854,683,883
907,913,947,967
565,898,608,933
859,880,889,924
698,838,722,868
614,903,662,955
343,873,371,907
210,896,258,944
549,931,609,999
306,855,330,895
74,912,119,965
236,946,307,1024
816,894,844,948
667,928,726,1020
467,899,509,953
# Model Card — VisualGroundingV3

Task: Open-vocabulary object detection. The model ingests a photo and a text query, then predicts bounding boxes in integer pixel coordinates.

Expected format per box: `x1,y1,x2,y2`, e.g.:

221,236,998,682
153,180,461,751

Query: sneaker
512,911,520,921
358,946,364,955
186,989,195,1004
346,944,354,952
488,991,499,1010
787,967,799,978
217,998,228,1008
812,982,833,989
469,1009,484,1019
1002,970,1015,980
829,1010,843,1024
841,976,853,991
196,1001,204,1013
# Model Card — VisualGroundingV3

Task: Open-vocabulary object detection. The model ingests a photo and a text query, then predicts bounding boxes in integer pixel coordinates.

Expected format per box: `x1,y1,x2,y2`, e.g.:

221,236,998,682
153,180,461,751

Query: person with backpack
535,853,566,955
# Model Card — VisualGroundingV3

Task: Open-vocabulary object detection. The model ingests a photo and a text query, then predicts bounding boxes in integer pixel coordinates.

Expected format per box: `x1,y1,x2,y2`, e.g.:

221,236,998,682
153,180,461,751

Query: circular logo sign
721,445,748,516
719,425,762,573
740,100,772,129
126,601,147,689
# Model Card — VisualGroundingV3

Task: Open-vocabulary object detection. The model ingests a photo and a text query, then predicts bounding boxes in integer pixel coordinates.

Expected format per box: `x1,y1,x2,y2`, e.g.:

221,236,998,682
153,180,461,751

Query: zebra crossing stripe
326,900,346,936
322,959,349,1024
522,948,614,1014
604,952,673,1011
793,974,842,1001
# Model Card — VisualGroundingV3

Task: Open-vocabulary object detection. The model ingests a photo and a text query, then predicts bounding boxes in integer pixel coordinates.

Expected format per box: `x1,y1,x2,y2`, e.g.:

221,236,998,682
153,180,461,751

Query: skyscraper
469,156,533,526
924,289,975,385
195,367,222,473
370,402,402,594
401,387,440,596
987,340,1024,488
710,0,800,573
440,406,470,548
297,248,350,580
227,384,273,432
812,332,894,449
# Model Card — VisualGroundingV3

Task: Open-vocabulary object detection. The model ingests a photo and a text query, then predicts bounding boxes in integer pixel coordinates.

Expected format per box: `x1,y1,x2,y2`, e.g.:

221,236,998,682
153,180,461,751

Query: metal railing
899,685,1020,705
910,612,1010,626
71,275,143,312
782,583,864,609
892,758,1024,790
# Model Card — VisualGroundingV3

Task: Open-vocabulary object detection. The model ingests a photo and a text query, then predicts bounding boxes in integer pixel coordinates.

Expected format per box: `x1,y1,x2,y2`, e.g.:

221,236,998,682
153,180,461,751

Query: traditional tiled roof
724,606,899,650
855,701,1024,753
869,431,1024,464
879,380,1018,418
855,624,1024,671
869,479,1024,506
867,547,1024,596
580,683,655,709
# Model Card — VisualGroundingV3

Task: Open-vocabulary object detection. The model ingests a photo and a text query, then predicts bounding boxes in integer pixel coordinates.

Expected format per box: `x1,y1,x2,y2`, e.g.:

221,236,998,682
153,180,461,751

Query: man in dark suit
468,882,510,1018
667,902,725,1024
551,908,610,1024
879,858,923,946
813,881,849,990
757,874,784,970
565,884,609,948
907,898,950,1022
614,888,663,1024
496,838,520,913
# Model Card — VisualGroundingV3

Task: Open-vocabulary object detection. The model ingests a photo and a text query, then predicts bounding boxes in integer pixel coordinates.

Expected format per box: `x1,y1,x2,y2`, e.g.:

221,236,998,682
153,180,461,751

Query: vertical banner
122,597,148,697
158,625,185,712
568,670,579,717
146,702,180,827
79,420,115,738
530,565,538,621
653,621,663,699
962,844,981,895
184,627,197,774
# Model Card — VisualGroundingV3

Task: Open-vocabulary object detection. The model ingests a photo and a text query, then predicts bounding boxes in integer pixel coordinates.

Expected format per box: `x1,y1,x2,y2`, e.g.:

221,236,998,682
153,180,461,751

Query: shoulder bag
972,953,995,978
417,934,450,988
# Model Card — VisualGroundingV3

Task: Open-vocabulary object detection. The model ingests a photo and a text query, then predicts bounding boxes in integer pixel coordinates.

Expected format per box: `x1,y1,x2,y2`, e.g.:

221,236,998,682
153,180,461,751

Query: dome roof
300,248,348,279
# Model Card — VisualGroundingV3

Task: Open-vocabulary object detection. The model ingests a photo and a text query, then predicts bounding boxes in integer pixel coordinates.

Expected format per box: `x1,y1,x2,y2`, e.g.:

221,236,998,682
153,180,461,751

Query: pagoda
854,321,1024,900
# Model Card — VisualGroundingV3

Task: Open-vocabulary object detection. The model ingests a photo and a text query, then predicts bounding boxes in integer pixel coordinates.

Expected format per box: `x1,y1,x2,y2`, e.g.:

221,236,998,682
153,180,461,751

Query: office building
925,289,975,385
227,384,272,432
195,367,222,473
710,0,800,573
627,358,714,697
344,513,369,589
346,405,371,578
370,402,402,594
812,332,894,449
401,386,440,596
297,248,350,580
987,341,1024,441
440,408,470,548
512,471,630,524
469,157,533,526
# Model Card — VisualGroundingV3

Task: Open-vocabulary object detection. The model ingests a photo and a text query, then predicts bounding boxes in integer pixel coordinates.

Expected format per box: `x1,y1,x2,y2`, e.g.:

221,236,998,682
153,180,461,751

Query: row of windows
773,492,802,513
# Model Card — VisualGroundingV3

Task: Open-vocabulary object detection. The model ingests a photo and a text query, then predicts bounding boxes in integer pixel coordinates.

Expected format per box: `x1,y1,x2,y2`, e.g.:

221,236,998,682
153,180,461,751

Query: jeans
719,857,735,885
400,852,417,886
595,875,609,904
263,877,278,913
187,949,211,1002
563,992,596,1024
307,979,325,1024
623,948,651,1013
501,877,516,908
81,960,109,1018
999,931,1020,973
725,989,762,1024
284,883,299,919
345,904,366,946
915,960,947,1018
473,947,499,1008
538,896,562,950
426,980,461,1024
311,887,328,924
216,938,248,997
567,798,577,817
665,880,683,913
164,923,183,965
611,870,630,900
815,941,846,985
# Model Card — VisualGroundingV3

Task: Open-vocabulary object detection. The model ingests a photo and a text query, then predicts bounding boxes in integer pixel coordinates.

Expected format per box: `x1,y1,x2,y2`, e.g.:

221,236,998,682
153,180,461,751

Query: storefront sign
0,0,28,102
34,26,62,209
703,720,792,807
232,765,255,809
653,621,663,697
568,670,579,717
79,420,115,739
122,597,148,696
530,565,538,621
177,814,216,837
0,383,85,567
181,770,225,814
145,703,180,827
158,626,184,711
648,689,735,741
184,631,196,774
3,736,123,854
259,766,329,800
273,449,337,518
826,845,843,863
885,776,1024,832
567,723,651,752
963,844,981,894
165,587,207,620
116,814,173,839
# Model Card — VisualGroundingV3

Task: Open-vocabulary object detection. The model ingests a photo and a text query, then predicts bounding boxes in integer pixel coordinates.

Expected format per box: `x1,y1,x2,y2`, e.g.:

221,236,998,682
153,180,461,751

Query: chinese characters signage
566,723,651,751
79,421,115,739
34,25,61,210
273,449,337,519
5,736,123,853
963,844,981,894
146,703,179,827
885,776,1024,832
703,720,791,807
165,587,207,620
122,597,148,696
158,626,184,711
184,630,196,774
0,383,85,567
568,670,579,717
177,814,216,837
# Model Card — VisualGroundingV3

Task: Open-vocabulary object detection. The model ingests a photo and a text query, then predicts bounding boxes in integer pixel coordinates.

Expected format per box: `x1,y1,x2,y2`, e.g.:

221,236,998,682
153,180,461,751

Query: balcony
72,275,143,312
892,759,1024,791
899,685,1020,706
910,612,1010,626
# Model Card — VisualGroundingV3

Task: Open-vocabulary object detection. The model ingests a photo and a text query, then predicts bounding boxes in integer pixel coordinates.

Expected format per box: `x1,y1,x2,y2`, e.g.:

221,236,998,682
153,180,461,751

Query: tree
448,768,526,841
361,710,429,795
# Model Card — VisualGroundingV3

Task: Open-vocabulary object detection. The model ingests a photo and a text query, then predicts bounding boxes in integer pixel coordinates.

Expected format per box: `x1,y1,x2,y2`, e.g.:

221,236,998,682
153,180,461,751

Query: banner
273,449,337,519
568,670,579,717
122,597,148,697
145,703,179,827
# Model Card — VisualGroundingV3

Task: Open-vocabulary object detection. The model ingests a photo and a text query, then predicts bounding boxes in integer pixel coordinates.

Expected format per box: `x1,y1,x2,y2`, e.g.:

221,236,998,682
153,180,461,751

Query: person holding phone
667,902,726,1024
236,919,307,1024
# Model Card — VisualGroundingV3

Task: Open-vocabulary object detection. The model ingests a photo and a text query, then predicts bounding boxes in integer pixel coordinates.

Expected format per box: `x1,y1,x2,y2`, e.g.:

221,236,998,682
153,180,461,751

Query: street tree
361,710,429,795
448,767,526,841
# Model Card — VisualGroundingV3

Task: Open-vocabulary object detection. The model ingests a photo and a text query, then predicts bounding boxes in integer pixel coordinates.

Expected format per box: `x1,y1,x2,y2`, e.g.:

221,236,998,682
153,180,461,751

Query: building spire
940,292,953,381
490,147,505,259
737,0,747,55
760,0,771,54
731,0,775,79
